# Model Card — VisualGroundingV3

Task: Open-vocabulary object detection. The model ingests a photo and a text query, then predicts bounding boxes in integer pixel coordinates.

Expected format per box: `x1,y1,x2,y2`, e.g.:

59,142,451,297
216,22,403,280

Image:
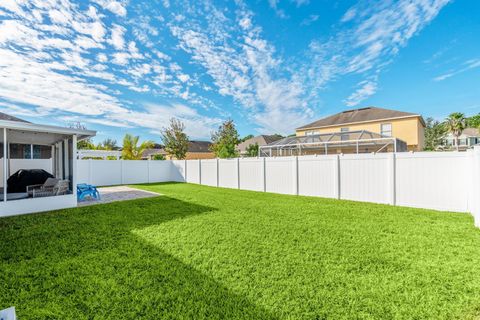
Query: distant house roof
462,128,480,137
296,107,424,130
237,135,283,153
142,147,167,158
0,112,30,123
142,141,212,158
446,128,480,138
188,140,212,153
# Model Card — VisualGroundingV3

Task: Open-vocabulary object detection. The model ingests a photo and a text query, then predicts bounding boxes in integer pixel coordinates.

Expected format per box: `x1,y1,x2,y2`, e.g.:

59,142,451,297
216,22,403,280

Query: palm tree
122,134,154,160
445,112,466,151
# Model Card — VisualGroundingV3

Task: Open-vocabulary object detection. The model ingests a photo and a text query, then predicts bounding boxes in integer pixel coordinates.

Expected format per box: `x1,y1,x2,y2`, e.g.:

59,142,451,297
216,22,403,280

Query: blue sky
0,0,478,143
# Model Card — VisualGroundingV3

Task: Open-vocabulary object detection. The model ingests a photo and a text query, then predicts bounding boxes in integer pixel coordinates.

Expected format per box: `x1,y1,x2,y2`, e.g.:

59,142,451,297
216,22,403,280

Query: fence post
184,159,187,182
120,159,123,185
262,157,266,192
147,159,150,184
334,154,340,199
294,156,299,195
198,159,202,185
237,158,240,189
88,158,92,185
473,146,480,228
216,158,219,187
388,153,396,206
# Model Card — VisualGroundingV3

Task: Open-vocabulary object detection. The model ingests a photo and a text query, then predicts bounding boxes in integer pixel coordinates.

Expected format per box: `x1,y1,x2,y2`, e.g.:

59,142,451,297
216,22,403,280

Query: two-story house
296,107,426,151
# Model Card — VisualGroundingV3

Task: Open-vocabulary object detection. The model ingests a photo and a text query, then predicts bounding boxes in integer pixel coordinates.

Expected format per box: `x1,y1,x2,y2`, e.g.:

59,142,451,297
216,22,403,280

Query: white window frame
381,123,392,137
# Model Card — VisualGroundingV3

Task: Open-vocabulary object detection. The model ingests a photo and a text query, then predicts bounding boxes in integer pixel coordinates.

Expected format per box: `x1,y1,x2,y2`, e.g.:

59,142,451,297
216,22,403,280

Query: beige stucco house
296,107,426,151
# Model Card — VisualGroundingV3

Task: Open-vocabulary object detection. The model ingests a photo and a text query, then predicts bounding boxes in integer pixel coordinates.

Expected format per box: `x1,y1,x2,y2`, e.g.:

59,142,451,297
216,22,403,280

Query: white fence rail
75,149,480,226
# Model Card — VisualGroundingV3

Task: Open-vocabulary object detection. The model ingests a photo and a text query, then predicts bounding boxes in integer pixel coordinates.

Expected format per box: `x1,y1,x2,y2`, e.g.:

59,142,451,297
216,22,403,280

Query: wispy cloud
434,58,480,81
300,14,319,26
305,0,451,101
344,80,378,107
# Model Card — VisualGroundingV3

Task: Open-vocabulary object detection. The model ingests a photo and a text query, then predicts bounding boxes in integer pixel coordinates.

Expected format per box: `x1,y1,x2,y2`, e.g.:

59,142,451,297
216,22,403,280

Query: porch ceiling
0,129,72,146
0,118,96,145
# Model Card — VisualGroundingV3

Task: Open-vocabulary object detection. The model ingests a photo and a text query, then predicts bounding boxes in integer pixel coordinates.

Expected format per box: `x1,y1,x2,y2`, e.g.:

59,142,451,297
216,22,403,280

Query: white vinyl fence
76,148,480,226
77,159,173,186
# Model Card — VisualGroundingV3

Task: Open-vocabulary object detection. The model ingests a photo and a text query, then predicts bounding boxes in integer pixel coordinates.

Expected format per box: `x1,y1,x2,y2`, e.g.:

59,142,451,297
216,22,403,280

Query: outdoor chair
77,183,101,201
27,178,70,198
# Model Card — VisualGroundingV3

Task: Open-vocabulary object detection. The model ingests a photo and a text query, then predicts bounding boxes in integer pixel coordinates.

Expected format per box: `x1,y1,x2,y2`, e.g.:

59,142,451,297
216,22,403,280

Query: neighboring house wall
185,152,215,160
444,129,480,148
296,116,425,151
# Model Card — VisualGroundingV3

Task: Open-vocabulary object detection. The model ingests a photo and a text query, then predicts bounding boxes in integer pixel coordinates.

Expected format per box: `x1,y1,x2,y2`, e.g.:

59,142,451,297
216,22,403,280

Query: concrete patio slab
78,186,160,206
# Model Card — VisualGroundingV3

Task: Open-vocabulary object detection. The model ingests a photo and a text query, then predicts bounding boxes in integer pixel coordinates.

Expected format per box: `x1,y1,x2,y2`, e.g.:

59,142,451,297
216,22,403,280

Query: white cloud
344,80,378,107
108,24,126,50
93,0,127,17
108,103,223,139
301,14,319,26
0,49,126,116
434,58,480,81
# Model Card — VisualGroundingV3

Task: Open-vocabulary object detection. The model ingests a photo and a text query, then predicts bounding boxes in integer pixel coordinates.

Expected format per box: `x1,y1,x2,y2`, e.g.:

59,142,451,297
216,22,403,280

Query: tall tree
160,118,189,160
424,117,447,151
444,112,466,151
245,142,259,157
121,134,154,160
211,119,240,158
467,114,480,129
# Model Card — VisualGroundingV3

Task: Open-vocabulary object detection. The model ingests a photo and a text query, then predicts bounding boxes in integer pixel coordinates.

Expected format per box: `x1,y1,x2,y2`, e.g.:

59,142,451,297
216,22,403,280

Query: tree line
75,118,250,160
424,112,480,151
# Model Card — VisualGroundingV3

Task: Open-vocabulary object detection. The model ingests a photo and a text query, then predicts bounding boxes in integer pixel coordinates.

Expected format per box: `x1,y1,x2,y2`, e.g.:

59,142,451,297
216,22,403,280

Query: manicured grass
1,183,480,319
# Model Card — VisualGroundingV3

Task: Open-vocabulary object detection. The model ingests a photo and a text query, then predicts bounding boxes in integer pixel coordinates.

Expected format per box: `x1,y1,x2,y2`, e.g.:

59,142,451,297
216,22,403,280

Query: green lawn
1,183,480,319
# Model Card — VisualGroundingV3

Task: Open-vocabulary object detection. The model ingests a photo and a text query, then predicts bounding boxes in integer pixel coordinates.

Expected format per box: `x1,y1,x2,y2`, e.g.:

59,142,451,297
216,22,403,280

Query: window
305,130,319,136
381,123,392,137
9,144,52,159
340,127,349,141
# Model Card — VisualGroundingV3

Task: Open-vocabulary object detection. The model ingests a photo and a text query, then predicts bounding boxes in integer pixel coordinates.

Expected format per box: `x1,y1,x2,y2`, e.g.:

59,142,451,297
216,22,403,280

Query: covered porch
0,119,95,217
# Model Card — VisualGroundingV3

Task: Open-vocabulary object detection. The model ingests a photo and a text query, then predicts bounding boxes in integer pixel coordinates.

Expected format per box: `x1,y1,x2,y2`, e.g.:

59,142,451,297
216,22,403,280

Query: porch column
3,128,7,202
72,135,77,199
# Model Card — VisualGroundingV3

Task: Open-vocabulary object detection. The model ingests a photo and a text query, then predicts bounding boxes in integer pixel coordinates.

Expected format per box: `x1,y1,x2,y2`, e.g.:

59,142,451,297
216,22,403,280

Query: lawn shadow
0,196,276,319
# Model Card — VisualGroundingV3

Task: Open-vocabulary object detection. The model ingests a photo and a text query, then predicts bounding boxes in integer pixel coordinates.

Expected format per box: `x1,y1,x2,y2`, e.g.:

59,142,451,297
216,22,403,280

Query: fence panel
186,160,200,184
265,157,295,195
122,160,148,184
201,159,217,186
298,156,337,198
396,152,469,212
219,159,238,189
89,160,122,186
77,160,90,184
340,154,391,204
171,160,186,182
148,161,172,183
239,158,263,191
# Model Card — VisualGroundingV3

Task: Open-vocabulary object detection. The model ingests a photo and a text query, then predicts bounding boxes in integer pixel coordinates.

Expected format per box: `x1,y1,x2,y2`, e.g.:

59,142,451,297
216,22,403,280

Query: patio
78,186,160,206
